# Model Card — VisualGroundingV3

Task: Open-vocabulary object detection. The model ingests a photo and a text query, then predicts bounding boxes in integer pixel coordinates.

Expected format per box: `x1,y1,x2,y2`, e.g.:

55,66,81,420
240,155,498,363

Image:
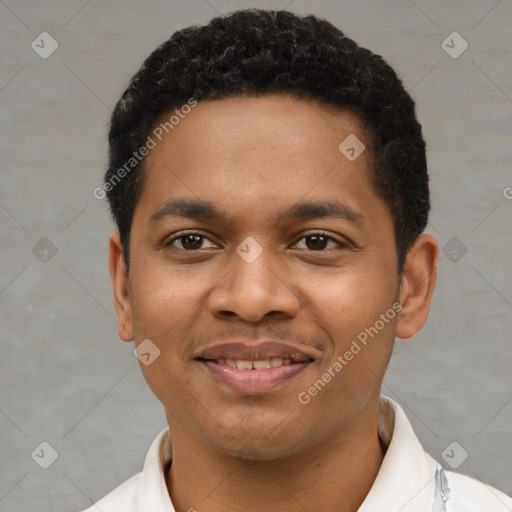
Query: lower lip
200,360,311,394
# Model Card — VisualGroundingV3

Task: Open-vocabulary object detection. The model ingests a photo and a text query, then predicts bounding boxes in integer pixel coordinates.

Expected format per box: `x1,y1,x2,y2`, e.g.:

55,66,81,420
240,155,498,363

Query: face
110,94,437,460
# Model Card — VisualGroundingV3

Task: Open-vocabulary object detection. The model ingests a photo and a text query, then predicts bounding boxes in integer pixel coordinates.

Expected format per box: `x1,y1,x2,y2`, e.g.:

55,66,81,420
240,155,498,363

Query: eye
166,231,217,251
291,232,346,251
165,230,347,252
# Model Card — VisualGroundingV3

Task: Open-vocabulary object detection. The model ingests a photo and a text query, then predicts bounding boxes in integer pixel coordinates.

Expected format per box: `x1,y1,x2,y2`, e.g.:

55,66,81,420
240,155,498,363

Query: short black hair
105,8,429,272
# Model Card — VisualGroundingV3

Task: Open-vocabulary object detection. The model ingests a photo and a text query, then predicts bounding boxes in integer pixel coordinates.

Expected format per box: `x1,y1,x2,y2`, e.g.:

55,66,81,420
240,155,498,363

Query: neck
165,398,386,512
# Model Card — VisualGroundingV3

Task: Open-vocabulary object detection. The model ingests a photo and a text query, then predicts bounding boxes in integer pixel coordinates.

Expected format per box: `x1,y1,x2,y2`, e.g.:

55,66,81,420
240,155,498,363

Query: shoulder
445,468,512,512
78,472,142,512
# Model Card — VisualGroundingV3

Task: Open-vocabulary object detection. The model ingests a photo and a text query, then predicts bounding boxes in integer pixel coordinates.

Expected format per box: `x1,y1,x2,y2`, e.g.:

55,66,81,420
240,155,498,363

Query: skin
109,94,439,512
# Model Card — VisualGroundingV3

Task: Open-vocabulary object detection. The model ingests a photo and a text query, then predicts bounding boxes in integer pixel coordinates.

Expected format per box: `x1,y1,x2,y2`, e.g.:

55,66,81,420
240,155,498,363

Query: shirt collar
358,395,437,511
136,395,437,511
136,425,174,511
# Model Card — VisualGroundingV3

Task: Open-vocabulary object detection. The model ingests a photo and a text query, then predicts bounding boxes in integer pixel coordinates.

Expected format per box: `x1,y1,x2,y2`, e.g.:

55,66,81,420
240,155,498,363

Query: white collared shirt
80,396,512,511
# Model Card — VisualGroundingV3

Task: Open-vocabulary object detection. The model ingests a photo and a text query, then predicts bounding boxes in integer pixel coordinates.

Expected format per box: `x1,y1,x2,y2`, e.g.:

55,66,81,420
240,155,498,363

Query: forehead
135,94,385,228
151,93,370,158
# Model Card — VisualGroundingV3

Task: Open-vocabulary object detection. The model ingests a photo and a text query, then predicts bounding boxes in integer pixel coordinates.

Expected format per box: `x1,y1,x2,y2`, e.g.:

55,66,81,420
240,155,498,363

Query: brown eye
305,235,329,250
178,234,203,250
167,232,217,251
292,232,344,251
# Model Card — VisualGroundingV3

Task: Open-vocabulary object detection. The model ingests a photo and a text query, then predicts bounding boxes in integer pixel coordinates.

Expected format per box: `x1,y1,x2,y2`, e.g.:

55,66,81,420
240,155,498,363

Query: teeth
219,358,291,369
253,360,271,369
236,360,253,370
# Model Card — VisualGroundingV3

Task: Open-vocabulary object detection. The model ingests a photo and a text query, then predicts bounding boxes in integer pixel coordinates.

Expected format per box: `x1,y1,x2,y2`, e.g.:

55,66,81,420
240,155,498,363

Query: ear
109,231,134,342
395,233,439,339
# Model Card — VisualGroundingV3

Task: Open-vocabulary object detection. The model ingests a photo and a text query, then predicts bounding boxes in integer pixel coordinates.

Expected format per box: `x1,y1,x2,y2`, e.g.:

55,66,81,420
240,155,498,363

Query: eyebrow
149,198,365,225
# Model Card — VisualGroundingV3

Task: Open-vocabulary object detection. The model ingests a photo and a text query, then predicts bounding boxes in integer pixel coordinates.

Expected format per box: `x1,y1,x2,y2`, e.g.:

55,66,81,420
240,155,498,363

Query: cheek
304,266,394,336
304,263,398,392
128,264,209,394
129,260,205,336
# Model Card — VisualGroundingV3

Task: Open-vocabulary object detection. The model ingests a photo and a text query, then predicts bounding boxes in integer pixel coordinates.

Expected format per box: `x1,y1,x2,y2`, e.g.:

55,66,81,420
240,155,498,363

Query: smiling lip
196,341,314,394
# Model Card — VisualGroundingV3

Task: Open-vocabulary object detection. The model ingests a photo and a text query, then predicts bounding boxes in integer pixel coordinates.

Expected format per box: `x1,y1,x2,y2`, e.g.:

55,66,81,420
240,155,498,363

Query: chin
205,418,309,462
219,437,301,463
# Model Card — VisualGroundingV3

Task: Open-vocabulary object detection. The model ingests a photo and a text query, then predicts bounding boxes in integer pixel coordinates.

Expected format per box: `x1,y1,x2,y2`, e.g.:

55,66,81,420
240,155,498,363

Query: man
83,8,512,512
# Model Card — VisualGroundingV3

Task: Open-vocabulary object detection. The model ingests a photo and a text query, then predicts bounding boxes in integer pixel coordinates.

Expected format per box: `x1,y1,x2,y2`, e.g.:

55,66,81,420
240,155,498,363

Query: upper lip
196,341,315,363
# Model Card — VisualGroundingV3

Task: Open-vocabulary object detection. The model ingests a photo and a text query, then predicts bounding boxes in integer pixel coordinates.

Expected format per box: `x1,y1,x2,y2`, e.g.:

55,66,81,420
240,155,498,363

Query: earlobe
109,232,134,342
395,234,439,340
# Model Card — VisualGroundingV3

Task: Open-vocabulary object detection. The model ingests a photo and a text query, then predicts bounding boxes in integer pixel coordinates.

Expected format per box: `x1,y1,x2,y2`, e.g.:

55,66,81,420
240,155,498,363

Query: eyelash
165,230,347,252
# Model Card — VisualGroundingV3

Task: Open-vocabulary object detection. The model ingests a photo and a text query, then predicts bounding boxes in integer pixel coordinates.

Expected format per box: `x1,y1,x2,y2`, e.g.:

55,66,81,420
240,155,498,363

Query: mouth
195,341,315,394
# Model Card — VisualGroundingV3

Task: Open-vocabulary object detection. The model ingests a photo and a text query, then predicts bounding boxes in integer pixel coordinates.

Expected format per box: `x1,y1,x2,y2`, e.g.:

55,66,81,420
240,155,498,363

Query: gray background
1,0,511,510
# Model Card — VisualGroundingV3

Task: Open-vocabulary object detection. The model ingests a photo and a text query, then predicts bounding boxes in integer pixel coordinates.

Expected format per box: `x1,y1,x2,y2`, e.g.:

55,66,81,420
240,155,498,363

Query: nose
208,239,300,323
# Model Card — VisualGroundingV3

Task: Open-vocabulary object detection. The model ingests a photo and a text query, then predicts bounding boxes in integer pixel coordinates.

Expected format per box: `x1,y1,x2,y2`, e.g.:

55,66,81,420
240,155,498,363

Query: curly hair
105,8,429,272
